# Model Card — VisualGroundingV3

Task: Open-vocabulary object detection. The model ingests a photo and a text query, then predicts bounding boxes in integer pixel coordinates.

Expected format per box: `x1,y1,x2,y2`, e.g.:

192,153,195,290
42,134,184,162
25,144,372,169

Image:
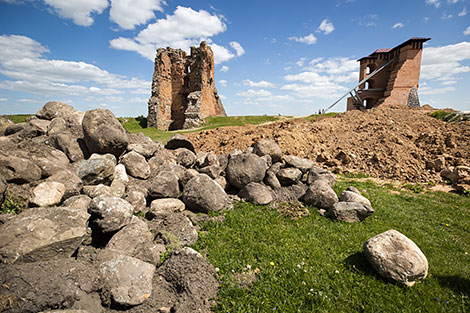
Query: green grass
193,178,470,312
119,115,285,143
430,110,470,123
303,112,339,122
6,114,31,123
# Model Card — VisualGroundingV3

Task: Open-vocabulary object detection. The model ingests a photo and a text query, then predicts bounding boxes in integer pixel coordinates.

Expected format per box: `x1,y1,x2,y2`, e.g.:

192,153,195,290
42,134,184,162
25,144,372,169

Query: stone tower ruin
147,41,226,130
346,37,430,111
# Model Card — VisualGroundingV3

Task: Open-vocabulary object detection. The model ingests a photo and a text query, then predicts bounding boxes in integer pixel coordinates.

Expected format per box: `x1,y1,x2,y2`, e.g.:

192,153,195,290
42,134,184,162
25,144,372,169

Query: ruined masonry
148,41,227,130
347,37,431,111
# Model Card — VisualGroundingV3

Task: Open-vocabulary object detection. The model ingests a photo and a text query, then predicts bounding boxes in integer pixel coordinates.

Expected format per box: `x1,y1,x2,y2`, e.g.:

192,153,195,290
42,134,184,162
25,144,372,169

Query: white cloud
356,14,377,27
392,22,404,29
426,0,441,8
243,79,275,88
441,13,453,19
236,89,272,98
109,6,238,64
458,8,467,16
464,26,470,35
421,41,470,82
219,80,227,87
220,65,229,72
229,41,245,56
317,19,335,35
288,34,317,45
0,98,7,102
0,34,150,98
447,0,458,3
109,0,165,30
296,57,307,67
419,86,455,95
43,0,109,26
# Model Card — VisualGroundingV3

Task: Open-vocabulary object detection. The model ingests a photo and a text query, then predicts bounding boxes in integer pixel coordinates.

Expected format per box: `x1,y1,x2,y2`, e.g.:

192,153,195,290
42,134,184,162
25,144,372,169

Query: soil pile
188,105,470,183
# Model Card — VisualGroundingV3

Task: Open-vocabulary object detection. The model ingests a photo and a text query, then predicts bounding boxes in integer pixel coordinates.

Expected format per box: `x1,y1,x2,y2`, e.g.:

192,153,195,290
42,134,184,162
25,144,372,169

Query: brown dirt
188,105,470,183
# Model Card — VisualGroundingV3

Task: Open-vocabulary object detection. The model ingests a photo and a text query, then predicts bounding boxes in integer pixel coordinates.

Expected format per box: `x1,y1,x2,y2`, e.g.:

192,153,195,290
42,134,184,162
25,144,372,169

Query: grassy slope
194,178,470,312
6,114,30,123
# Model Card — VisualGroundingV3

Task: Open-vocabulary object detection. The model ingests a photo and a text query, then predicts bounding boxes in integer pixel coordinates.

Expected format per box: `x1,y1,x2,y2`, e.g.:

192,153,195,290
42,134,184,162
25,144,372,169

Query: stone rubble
0,101,430,313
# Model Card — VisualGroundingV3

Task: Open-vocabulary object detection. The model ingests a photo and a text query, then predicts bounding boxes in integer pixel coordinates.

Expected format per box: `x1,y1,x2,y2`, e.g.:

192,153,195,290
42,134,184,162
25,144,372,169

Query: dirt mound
188,105,470,183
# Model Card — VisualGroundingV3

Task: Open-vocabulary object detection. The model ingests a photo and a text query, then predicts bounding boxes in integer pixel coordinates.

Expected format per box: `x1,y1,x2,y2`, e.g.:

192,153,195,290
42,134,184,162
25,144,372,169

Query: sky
0,0,469,117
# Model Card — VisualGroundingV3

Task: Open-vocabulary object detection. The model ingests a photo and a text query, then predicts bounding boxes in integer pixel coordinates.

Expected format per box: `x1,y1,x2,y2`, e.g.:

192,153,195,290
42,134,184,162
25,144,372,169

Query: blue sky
0,0,469,117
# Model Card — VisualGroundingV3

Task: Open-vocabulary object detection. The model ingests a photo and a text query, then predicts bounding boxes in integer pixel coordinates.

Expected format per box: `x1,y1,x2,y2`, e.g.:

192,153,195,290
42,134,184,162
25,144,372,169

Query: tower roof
358,37,431,61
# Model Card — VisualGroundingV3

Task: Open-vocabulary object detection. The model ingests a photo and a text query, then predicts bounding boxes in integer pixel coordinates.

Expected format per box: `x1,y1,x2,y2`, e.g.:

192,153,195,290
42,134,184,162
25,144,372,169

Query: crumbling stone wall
148,41,226,130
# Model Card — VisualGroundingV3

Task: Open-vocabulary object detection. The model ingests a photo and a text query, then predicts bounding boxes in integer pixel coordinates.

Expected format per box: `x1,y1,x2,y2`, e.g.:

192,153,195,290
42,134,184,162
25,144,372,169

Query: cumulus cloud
218,80,227,87
229,41,245,56
109,6,241,64
236,89,272,98
458,8,467,16
0,34,150,97
288,34,317,45
425,0,440,8
243,79,275,88
465,26,470,35
43,0,109,26
421,41,470,82
441,13,453,19
110,0,166,30
317,19,335,35
220,65,229,72
392,22,404,29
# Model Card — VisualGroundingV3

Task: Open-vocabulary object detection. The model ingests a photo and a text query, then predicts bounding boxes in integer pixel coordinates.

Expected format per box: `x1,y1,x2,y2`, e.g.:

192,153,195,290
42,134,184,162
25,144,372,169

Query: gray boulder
100,256,155,307
29,117,51,134
83,184,114,198
307,166,336,187
328,202,374,222
253,139,282,163
47,117,68,135
124,188,147,213
31,181,65,207
0,207,90,263
4,122,27,136
148,170,180,198
106,217,161,265
303,180,338,209
182,174,231,213
63,195,92,210
148,198,185,217
31,148,70,178
72,155,115,185
36,101,76,120
284,155,314,173
148,212,198,247
238,182,273,205
364,229,428,286
175,148,197,168
0,115,13,135
127,142,160,159
226,153,267,189
165,134,195,152
277,167,302,186
82,109,128,157
47,169,83,199
272,183,308,203
0,153,42,183
54,131,87,162
88,196,134,233
121,151,151,179
340,190,371,207
0,175,6,205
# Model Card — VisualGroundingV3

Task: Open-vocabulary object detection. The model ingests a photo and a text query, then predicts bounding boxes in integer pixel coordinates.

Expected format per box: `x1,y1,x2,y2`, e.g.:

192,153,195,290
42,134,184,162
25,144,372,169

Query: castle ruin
346,37,430,110
147,41,226,130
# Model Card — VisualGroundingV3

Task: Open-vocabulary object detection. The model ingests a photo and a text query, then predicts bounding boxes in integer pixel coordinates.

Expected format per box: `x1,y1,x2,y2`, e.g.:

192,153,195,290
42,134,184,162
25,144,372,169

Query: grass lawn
194,178,470,312
6,114,31,123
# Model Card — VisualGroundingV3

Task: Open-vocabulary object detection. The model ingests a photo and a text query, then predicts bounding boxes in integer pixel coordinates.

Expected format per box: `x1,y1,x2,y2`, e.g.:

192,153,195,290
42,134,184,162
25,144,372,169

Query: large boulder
148,170,180,198
31,181,65,207
277,167,302,186
238,182,273,205
127,142,161,159
54,131,88,162
182,174,231,213
175,148,197,168
339,190,371,207
63,195,92,210
0,115,14,135
88,196,133,233
364,229,428,286
121,151,151,179
0,175,6,205
106,217,161,265
303,180,338,209
148,212,198,247
82,109,128,157
148,198,185,217
72,154,115,185
30,148,70,178
284,155,314,173
0,153,42,184
307,166,336,187
36,101,76,120
253,139,282,163
328,202,374,222
100,256,155,307
0,207,90,263
226,153,267,189
165,134,195,152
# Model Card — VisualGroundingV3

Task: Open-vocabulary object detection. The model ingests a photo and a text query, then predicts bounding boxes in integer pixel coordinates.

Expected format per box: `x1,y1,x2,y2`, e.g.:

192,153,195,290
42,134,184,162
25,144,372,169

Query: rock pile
0,102,426,312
